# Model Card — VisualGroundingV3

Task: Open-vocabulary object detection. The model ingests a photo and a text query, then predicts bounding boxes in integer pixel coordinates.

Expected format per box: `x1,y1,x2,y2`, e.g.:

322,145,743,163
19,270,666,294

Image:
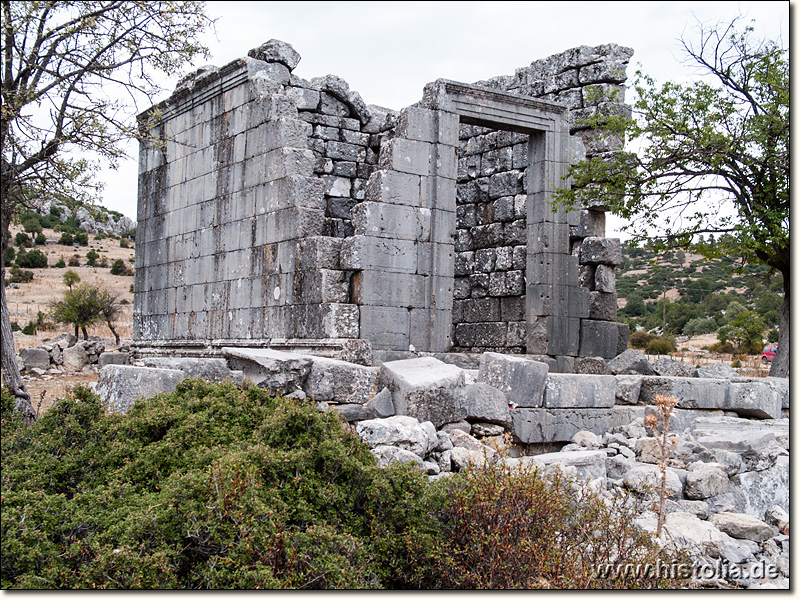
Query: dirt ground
6,223,135,349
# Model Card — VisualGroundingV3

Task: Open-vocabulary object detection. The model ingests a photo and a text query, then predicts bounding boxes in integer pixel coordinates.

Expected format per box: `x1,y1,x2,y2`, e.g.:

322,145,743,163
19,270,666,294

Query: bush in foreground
1,383,690,589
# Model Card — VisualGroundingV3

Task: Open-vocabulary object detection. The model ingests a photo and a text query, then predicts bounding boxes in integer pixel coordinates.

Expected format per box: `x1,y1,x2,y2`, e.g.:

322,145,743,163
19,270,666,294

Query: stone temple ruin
133,39,631,367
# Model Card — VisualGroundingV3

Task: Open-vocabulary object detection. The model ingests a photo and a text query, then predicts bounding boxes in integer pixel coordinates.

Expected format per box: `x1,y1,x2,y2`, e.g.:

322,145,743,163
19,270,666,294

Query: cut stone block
98,352,130,368
477,352,549,408
543,373,616,408
511,406,645,444
304,355,379,404
62,345,89,372
623,463,683,498
574,357,610,375
365,387,395,418
223,347,312,394
98,365,187,414
615,374,642,405
378,357,466,427
248,39,301,70
684,463,729,500
142,357,242,383
371,445,424,469
732,456,789,520
579,320,628,359
457,383,511,427
579,237,622,265
19,348,50,371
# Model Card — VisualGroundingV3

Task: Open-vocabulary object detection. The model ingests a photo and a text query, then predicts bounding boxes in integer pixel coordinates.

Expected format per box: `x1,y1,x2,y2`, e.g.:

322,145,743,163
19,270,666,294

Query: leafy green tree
557,18,788,377
1,1,212,421
22,217,42,235
727,310,767,354
85,249,99,267
62,269,80,291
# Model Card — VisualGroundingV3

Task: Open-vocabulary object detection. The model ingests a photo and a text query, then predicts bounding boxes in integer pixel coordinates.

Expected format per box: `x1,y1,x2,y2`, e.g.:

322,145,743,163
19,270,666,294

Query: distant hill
615,239,782,344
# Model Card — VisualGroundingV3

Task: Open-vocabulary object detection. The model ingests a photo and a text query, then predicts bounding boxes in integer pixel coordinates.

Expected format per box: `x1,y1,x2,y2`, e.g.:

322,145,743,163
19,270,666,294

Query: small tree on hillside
62,269,80,291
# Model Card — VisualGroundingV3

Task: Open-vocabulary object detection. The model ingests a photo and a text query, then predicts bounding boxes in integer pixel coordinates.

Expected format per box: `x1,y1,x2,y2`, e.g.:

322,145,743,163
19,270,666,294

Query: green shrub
35,232,47,245
709,340,735,353
94,233,106,241
401,462,690,589
4,246,15,264
628,331,656,350
8,266,34,284
14,232,31,248
110,259,132,276
767,329,779,343
53,256,66,268
645,337,675,355
59,232,74,245
74,232,89,246
15,248,48,269
68,254,81,267
120,238,130,248
0,381,435,589
85,249,99,266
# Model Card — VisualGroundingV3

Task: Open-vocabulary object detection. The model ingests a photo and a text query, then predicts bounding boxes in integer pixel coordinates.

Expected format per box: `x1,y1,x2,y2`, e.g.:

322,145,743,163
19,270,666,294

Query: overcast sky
97,0,790,237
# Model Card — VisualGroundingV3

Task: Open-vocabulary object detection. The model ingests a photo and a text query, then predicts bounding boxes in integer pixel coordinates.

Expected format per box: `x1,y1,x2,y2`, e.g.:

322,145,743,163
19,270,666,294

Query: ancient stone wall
134,40,634,367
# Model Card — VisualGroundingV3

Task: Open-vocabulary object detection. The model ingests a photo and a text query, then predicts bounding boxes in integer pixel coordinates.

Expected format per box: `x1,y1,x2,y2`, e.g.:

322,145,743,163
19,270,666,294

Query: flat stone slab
528,449,606,481
304,355,379,404
98,365,186,414
98,352,130,368
511,406,645,444
477,352,548,408
543,373,616,408
708,512,776,543
732,456,789,520
223,347,312,394
142,357,243,384
378,357,466,427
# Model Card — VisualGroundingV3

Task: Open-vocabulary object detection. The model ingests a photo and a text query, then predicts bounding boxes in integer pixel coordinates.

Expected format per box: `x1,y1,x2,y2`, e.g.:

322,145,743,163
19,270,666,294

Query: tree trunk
769,279,789,378
81,326,89,340
1,253,35,425
107,319,120,346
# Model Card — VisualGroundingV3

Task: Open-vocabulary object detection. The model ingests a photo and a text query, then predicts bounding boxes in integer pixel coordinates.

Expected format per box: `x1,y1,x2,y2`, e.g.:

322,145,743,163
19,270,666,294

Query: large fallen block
457,382,511,428
732,456,789,520
98,365,186,414
356,415,438,458
543,373,616,408
511,406,645,444
223,347,312,394
378,357,466,427
477,351,548,408
142,357,243,384
640,376,781,419
304,355,379,404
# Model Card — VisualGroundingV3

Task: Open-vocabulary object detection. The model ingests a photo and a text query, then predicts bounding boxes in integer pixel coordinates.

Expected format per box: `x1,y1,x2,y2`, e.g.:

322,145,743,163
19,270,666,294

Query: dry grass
7,224,135,349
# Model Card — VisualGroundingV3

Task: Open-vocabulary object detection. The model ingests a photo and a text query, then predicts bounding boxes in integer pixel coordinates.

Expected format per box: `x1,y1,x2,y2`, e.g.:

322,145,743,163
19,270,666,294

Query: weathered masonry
134,40,632,368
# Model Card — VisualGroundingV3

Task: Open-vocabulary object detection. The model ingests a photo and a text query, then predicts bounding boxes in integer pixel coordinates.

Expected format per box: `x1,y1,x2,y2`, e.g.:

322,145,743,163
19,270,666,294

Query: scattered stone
607,349,655,376
623,464,683,498
764,505,789,531
684,463,729,500
356,415,437,458
247,39,301,70
652,356,696,377
708,512,776,543
571,430,601,449
98,351,130,368
364,387,395,418
371,445,424,469
305,355,379,404
574,357,610,375
531,449,606,481
62,344,89,372
470,422,505,437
